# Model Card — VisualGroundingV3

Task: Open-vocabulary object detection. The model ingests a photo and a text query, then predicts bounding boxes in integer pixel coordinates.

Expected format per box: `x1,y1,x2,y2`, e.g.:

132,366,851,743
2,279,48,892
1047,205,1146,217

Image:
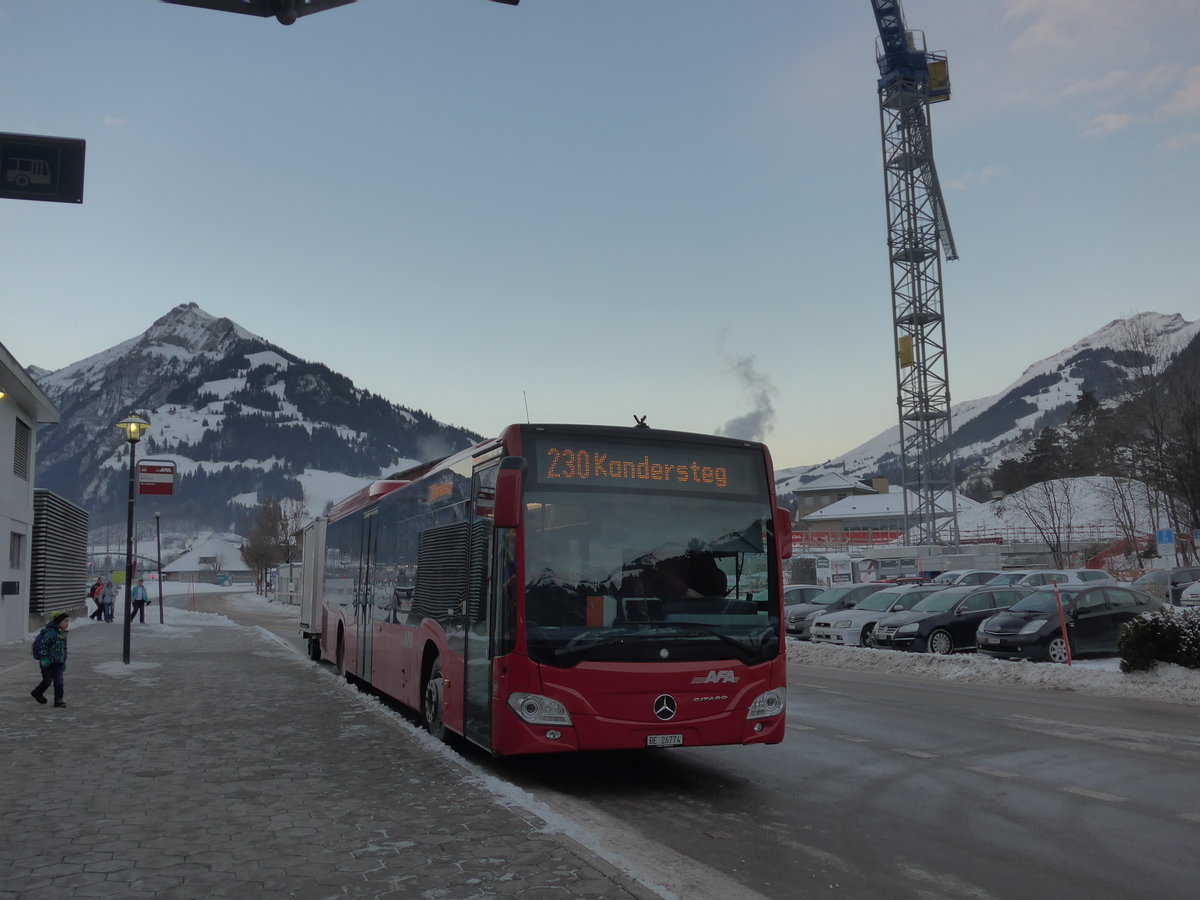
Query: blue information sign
1157,529,1175,545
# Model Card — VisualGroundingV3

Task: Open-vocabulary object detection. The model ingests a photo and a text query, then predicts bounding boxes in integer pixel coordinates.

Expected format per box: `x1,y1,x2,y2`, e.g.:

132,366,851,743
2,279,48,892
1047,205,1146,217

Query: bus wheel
307,635,321,662
335,628,346,677
423,657,447,742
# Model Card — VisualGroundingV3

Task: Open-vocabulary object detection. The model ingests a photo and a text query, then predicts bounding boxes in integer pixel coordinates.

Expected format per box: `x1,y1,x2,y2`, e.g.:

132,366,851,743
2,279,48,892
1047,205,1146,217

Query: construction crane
870,0,960,547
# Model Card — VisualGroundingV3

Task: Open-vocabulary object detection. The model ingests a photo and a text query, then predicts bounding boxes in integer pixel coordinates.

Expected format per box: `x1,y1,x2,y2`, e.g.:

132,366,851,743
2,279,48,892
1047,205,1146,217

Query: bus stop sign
138,461,177,496
0,132,85,204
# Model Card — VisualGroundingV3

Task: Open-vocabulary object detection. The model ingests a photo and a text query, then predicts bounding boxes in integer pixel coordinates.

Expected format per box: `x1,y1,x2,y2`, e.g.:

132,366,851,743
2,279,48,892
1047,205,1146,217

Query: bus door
463,463,499,749
356,511,379,679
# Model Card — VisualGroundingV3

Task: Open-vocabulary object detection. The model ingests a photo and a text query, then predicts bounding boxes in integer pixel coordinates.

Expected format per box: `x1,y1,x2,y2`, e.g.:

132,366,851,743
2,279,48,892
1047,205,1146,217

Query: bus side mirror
493,456,527,529
775,508,793,560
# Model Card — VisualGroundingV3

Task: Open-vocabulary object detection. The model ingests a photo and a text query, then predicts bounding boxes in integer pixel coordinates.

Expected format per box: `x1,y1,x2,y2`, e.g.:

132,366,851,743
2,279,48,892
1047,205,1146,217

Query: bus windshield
521,488,779,669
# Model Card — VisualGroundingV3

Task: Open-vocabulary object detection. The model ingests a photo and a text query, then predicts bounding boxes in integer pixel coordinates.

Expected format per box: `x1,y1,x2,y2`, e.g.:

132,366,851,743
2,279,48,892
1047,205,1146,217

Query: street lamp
155,511,164,625
117,413,150,664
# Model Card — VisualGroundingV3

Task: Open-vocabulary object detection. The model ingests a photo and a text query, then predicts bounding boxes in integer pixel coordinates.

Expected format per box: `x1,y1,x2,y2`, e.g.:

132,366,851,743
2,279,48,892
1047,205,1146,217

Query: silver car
811,584,945,647
785,583,885,640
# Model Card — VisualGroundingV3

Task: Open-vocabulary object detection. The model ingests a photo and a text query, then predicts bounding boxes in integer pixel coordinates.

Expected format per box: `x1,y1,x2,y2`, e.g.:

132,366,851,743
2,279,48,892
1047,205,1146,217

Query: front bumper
870,625,921,651
810,624,859,646
977,634,1047,660
785,620,813,639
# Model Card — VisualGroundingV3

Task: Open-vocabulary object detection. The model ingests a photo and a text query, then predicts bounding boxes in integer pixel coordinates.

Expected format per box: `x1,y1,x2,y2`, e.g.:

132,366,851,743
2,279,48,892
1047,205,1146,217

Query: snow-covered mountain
778,312,1200,489
32,303,482,533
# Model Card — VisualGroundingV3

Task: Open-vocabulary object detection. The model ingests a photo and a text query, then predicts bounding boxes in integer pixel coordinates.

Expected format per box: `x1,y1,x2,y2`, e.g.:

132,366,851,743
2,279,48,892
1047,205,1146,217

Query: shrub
1119,606,1200,673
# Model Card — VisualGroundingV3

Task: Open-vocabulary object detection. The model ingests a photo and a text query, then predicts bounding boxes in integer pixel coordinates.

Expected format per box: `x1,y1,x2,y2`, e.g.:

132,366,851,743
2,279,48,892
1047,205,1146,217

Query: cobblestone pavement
0,609,658,899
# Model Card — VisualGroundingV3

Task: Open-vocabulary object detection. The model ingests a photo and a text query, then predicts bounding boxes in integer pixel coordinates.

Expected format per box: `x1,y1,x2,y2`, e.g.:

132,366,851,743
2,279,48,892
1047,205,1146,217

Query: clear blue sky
3,1,1198,468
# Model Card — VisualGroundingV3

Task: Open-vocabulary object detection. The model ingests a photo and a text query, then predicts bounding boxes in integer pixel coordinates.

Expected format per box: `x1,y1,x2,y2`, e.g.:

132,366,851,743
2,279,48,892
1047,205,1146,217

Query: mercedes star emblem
653,694,677,721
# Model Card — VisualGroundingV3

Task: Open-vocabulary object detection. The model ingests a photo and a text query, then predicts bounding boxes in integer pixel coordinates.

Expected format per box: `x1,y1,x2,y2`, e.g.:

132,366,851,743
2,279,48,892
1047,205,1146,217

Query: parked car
810,584,946,647
988,569,1116,588
977,584,1161,663
1177,581,1200,607
1017,569,1116,587
785,583,886,639
927,569,1004,587
783,584,826,607
1129,566,1200,605
1070,569,1117,585
871,585,1029,654
986,571,1035,585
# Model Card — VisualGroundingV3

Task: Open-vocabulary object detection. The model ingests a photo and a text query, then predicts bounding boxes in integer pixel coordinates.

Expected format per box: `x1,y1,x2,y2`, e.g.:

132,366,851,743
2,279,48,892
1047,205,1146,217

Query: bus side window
495,530,518,656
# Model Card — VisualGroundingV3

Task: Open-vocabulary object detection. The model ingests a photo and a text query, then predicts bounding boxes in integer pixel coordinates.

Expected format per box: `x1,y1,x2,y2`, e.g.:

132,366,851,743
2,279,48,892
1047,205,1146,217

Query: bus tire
307,635,321,662
423,657,447,742
335,627,346,678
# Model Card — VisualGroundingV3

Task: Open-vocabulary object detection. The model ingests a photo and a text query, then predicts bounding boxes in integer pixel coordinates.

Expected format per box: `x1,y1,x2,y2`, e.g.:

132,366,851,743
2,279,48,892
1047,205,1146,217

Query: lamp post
155,511,165,624
117,413,150,664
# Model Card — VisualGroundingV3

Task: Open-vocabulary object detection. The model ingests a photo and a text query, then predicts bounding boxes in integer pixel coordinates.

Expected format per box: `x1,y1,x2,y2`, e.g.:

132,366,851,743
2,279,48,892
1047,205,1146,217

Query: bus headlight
747,687,786,720
507,692,573,726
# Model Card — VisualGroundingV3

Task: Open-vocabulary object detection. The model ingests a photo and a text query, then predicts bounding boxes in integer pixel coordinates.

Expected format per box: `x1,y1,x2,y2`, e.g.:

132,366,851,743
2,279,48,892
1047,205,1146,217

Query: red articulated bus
299,423,792,755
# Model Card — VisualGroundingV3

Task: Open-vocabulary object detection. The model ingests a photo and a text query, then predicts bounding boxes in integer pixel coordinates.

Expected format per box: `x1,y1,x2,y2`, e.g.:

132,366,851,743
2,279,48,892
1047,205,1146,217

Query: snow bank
788,640,1200,706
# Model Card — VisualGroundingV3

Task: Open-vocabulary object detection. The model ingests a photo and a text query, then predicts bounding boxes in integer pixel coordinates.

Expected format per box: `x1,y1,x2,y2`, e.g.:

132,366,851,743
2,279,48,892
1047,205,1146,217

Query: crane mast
870,0,959,547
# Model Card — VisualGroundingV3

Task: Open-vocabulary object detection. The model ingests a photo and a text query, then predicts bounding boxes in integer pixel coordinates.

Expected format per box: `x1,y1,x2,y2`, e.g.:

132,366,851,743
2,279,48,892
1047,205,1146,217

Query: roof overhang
0,340,59,424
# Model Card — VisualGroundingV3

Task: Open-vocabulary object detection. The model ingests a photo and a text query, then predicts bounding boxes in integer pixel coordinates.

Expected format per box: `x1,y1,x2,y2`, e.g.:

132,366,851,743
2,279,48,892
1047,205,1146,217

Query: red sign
138,461,176,496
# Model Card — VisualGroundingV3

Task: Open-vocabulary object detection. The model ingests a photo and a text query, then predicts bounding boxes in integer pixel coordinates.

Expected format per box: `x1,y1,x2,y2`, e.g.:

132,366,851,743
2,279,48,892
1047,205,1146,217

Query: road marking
895,749,937,759
1062,786,1126,803
834,734,869,743
966,766,1018,779
1178,813,1200,824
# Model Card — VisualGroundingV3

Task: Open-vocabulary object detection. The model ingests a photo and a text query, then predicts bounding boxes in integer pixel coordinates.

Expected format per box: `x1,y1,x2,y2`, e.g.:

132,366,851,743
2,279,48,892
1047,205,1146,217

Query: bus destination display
531,437,763,495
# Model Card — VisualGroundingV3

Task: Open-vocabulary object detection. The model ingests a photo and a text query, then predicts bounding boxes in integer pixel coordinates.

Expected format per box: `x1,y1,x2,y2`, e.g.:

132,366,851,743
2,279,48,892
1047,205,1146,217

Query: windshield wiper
659,621,773,654
553,628,636,657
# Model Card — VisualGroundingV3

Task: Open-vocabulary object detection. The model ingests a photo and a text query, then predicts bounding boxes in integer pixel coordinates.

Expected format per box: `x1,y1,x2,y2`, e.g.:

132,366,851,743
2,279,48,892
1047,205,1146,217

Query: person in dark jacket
102,578,117,623
88,577,105,621
31,612,70,708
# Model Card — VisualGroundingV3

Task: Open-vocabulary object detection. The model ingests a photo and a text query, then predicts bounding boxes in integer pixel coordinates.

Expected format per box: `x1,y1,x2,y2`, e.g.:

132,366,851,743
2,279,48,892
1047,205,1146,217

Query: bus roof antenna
633,415,648,428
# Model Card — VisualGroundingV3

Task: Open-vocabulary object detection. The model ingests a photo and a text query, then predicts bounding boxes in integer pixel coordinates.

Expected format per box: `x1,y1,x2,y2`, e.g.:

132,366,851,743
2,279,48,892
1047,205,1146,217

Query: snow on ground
80,584,741,900
788,638,1200,706
58,585,1198,900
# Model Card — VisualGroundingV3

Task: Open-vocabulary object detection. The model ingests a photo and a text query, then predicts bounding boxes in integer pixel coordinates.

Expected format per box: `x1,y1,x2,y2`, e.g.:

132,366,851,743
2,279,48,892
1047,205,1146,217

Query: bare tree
277,498,308,564
240,494,308,593
1111,316,1199,564
999,479,1079,567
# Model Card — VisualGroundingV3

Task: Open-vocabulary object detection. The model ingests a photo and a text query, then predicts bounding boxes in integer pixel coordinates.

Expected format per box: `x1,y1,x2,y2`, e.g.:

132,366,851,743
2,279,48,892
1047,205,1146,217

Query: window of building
10,532,24,570
13,418,31,480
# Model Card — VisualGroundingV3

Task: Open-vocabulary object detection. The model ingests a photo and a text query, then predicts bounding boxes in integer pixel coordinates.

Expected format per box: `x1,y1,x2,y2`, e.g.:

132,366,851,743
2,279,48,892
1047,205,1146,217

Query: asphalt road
492,664,1200,899
200,594,1200,900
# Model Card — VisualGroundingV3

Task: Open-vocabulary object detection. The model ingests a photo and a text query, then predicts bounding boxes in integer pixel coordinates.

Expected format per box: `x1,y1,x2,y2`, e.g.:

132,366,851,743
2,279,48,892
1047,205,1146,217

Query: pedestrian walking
88,577,105,621
102,578,117,623
130,577,149,623
30,612,70,708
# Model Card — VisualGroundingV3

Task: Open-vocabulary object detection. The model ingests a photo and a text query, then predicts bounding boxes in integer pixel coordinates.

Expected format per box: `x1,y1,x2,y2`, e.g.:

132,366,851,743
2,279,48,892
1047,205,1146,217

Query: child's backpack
31,628,48,660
